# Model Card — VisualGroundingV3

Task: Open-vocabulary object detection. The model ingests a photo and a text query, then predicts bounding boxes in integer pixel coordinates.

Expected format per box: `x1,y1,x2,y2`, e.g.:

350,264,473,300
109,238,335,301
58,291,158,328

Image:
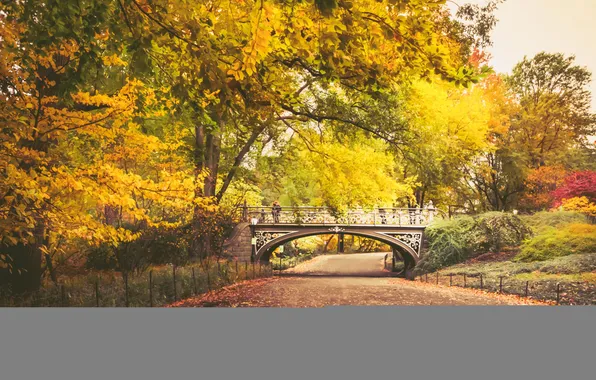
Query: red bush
551,171,596,206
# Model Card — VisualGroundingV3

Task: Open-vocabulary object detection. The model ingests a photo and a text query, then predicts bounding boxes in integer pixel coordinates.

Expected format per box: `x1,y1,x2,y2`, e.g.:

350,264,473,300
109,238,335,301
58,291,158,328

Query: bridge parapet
239,206,441,227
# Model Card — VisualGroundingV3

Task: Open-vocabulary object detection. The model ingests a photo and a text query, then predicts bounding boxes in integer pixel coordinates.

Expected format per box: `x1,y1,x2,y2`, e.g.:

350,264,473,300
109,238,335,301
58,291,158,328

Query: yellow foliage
560,197,596,217
0,19,213,260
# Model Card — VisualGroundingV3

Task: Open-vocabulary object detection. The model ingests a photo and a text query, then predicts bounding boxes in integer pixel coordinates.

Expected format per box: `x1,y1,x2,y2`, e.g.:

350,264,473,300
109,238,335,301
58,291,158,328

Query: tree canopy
1,0,594,292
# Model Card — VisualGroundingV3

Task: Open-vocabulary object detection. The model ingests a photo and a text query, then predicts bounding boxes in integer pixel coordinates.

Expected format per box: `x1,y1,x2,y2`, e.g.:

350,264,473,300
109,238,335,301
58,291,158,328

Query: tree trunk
191,123,206,259
7,217,45,293
203,132,221,197
216,125,266,201
323,235,334,253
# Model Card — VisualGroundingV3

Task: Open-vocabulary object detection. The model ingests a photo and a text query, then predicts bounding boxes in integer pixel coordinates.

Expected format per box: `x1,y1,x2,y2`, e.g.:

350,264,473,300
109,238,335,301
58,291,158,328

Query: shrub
521,210,588,232
515,223,596,262
85,226,191,273
550,170,596,206
86,244,119,270
418,216,477,272
560,197,596,217
472,212,531,253
418,212,531,272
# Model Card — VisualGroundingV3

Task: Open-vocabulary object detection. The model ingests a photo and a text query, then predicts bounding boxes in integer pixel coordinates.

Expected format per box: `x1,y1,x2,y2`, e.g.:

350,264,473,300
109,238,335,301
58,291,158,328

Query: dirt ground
172,253,549,307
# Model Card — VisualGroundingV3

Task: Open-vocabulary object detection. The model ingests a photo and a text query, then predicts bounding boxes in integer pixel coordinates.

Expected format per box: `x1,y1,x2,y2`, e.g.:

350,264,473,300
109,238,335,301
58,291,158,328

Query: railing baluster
237,206,436,227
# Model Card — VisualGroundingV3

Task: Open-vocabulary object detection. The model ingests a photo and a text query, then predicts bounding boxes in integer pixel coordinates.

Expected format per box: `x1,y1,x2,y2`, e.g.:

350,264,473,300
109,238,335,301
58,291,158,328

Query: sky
449,0,596,111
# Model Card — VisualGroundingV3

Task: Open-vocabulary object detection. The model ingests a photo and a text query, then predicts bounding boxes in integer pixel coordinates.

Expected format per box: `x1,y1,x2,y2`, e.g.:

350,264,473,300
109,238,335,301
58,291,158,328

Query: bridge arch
255,229,420,265
227,206,434,280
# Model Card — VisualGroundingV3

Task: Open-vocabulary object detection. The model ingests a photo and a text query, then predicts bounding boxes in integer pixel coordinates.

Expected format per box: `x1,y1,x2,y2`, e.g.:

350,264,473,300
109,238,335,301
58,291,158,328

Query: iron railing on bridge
238,205,445,226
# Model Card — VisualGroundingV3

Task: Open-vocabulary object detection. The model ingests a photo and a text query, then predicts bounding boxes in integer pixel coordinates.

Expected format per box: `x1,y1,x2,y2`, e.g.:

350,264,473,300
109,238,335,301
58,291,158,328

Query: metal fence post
463,274,466,288
259,262,262,277
149,270,153,307
95,280,100,307
252,262,255,279
425,273,428,283
556,283,561,305
61,284,66,307
525,281,529,298
124,272,129,307
192,267,198,295
449,273,453,286
173,265,177,302
436,272,439,285
480,274,483,289
499,276,503,294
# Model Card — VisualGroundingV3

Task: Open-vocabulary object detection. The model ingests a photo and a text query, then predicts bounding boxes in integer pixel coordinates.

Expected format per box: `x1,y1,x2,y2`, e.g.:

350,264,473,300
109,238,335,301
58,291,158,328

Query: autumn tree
551,171,596,206
256,128,417,211
398,78,493,208
0,1,203,292
0,0,511,290
118,0,485,255
518,165,567,211
506,52,595,168
460,53,596,212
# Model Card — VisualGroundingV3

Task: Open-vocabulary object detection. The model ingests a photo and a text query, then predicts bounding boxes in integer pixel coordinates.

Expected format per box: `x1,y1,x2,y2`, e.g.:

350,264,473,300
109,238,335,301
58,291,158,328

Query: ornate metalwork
241,206,440,226
254,230,296,252
328,226,345,233
381,232,422,256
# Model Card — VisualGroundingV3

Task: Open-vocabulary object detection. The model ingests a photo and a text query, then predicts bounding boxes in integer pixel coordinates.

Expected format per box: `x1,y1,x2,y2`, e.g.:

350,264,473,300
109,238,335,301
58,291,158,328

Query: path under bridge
223,206,442,279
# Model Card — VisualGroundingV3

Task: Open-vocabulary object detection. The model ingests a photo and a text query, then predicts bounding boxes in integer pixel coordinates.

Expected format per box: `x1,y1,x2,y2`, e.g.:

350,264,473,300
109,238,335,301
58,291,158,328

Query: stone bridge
223,206,440,279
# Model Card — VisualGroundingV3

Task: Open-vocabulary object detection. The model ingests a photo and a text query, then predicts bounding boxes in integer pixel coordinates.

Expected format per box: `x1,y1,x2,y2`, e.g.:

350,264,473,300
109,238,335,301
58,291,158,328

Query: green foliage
418,216,477,272
84,225,194,273
521,211,589,232
506,52,595,167
271,252,316,271
85,244,119,271
515,224,596,262
472,212,532,253
258,129,415,209
419,212,530,272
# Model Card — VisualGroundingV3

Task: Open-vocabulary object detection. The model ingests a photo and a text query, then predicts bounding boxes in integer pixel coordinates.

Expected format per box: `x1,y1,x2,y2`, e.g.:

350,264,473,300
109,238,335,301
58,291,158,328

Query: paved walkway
173,253,547,307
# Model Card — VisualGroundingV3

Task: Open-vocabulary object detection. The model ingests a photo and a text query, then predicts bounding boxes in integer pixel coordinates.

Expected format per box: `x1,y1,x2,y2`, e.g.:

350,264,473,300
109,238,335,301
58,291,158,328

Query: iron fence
0,260,274,307
413,272,591,305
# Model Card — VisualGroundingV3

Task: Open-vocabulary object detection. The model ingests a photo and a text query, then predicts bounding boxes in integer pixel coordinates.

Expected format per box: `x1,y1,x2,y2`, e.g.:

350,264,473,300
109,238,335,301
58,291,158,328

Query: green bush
418,216,477,272
521,211,589,232
272,252,316,270
515,223,596,262
418,212,531,272
473,212,531,253
85,226,191,273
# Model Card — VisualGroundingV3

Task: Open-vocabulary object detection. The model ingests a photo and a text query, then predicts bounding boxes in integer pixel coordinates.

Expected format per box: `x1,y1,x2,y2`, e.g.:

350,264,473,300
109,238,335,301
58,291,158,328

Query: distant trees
506,52,595,168
460,53,595,212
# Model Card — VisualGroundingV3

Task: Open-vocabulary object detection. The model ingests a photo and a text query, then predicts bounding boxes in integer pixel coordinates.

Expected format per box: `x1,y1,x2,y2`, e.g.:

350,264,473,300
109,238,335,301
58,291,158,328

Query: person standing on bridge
379,207,387,224
272,201,282,223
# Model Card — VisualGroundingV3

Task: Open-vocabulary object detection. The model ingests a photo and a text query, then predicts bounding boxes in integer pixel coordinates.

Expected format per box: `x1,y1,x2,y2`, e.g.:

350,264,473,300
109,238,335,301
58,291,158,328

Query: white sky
449,0,596,111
